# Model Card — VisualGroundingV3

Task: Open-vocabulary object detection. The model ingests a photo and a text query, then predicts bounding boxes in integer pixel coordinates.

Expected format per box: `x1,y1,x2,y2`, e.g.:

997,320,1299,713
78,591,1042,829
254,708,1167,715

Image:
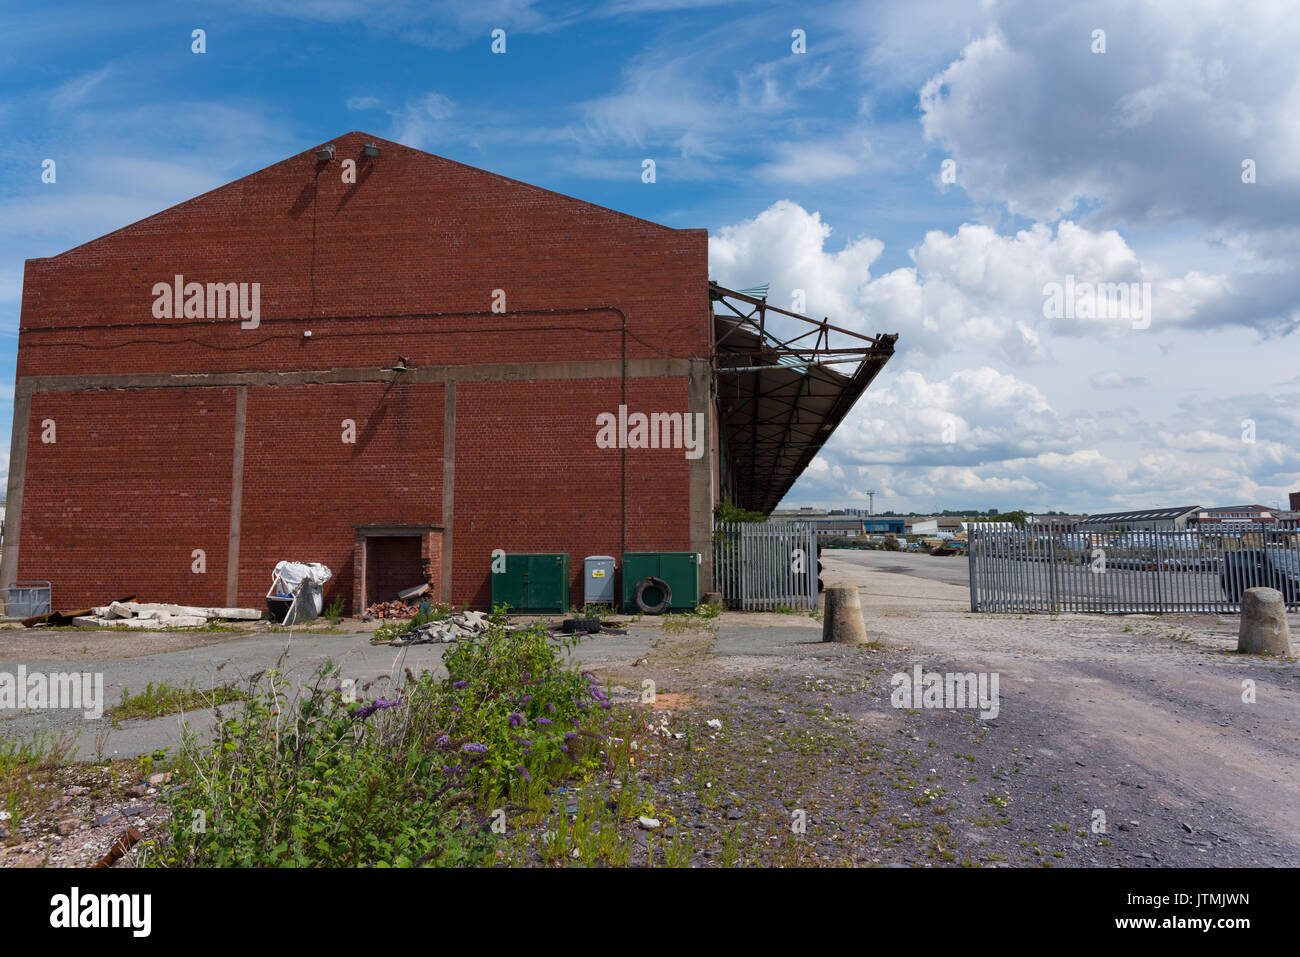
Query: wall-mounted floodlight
388,356,409,374
363,142,381,158
316,144,335,162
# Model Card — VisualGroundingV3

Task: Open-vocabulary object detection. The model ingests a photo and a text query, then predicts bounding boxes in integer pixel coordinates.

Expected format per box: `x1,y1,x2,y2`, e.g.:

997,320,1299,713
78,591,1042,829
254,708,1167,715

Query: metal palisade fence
969,522,1300,614
714,521,818,610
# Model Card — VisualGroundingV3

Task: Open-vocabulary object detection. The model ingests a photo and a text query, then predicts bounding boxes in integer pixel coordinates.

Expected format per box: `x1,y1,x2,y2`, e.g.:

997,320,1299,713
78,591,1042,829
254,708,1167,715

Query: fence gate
969,522,1300,614
713,521,818,610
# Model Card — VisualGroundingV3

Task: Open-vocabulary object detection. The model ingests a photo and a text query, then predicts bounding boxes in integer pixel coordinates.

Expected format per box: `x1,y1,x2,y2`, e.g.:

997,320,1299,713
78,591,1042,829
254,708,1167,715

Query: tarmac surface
826,547,971,586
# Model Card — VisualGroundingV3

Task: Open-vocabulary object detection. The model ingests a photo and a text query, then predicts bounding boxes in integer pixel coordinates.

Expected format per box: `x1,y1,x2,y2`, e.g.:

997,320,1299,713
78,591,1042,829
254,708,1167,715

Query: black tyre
560,617,603,634
633,576,672,615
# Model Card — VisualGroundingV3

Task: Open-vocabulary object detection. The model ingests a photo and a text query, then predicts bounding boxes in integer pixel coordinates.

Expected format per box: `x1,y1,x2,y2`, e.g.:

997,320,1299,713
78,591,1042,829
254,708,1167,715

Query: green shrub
150,622,611,867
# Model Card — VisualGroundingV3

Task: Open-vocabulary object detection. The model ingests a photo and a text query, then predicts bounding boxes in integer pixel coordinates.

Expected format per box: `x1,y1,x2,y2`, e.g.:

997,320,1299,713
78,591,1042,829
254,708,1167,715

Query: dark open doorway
365,535,423,604
353,524,444,613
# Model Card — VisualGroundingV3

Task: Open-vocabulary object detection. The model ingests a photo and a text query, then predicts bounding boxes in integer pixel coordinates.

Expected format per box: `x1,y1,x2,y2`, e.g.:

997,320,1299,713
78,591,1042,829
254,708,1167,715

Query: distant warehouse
2,132,895,612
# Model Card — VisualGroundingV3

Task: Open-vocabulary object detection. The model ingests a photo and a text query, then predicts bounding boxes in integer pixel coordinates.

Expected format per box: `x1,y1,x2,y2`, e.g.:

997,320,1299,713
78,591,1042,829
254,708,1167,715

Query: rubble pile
377,610,491,646
365,600,417,619
72,602,262,629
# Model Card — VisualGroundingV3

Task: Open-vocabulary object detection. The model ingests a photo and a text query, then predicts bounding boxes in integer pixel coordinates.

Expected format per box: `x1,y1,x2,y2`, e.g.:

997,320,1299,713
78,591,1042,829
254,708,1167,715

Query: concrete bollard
1238,588,1293,656
822,585,869,644
701,591,723,607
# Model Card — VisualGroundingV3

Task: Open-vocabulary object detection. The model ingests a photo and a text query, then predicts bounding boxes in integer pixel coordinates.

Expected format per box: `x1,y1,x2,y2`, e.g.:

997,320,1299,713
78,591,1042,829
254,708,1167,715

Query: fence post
1042,524,1053,612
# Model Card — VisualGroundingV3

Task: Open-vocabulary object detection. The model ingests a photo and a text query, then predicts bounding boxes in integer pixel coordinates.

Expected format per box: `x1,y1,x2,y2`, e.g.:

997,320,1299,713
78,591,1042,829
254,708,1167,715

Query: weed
107,681,246,728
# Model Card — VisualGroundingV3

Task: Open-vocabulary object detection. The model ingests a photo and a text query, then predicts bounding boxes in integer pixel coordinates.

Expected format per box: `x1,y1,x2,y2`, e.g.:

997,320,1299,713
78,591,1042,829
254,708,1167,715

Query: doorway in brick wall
354,525,443,613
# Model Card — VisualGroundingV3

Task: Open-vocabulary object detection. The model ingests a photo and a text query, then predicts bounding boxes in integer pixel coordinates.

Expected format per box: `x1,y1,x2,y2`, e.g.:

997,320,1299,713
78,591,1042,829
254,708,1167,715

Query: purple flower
353,698,401,720
462,743,488,753
451,705,462,713
436,735,449,745
508,712,524,727
453,681,468,689
565,732,577,741
511,735,533,747
536,716,553,725
519,695,533,704
515,765,531,783
546,702,557,714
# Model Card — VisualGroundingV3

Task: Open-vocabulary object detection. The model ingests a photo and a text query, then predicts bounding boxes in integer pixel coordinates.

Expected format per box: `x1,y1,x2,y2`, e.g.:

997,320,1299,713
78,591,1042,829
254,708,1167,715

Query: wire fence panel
713,521,818,610
970,522,1300,614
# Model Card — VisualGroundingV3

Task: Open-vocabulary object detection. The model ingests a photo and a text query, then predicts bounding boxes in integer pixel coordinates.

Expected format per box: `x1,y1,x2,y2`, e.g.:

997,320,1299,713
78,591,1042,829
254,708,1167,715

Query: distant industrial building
907,517,964,535
1193,505,1277,526
1077,506,1201,531
863,517,905,535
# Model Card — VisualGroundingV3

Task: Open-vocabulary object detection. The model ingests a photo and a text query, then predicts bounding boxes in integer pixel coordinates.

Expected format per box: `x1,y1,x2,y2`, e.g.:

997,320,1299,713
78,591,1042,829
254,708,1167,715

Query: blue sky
3,0,1299,514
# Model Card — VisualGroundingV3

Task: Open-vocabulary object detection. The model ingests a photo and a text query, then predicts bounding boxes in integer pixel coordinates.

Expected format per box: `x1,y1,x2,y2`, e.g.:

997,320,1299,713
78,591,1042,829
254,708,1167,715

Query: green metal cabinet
491,553,569,614
621,552,700,613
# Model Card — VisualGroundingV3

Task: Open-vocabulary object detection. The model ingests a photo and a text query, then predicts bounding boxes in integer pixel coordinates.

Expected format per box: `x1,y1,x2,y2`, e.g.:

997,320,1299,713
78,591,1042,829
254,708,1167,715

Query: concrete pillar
688,358,714,593
822,585,869,644
225,386,247,607
1238,588,1293,656
0,389,31,596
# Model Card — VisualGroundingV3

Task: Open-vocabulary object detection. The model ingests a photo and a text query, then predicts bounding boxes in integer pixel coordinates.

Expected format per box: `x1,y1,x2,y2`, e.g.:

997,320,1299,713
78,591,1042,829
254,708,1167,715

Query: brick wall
17,130,709,378
454,376,693,609
236,381,445,611
19,388,236,608
11,132,710,612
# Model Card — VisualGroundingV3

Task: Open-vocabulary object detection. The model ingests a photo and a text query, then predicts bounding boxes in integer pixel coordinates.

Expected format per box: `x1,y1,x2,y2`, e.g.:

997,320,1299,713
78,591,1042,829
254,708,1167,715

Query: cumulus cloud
913,1,1300,337
918,2,1300,230
709,201,1225,363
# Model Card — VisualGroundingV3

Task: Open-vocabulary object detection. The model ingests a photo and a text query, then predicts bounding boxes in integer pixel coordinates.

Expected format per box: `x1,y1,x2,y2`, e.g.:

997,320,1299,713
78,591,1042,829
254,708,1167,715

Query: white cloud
709,201,1226,364
390,92,457,150
1089,371,1149,390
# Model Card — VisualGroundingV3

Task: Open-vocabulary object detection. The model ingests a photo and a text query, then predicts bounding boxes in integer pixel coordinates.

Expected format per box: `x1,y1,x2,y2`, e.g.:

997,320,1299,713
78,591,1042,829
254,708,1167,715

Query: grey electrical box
584,555,616,606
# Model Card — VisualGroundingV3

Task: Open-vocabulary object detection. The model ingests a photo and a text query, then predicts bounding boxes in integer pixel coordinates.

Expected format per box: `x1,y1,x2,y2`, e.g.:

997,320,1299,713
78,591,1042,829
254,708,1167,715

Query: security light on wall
389,357,409,373
363,142,381,158
316,144,335,162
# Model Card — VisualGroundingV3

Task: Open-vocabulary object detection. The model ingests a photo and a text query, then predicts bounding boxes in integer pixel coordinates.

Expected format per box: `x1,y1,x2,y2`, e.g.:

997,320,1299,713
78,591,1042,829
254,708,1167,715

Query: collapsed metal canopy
710,282,897,515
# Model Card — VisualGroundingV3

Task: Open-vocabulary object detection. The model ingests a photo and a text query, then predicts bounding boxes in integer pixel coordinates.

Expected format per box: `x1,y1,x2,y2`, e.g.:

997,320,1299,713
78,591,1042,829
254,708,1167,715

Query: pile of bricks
365,600,415,619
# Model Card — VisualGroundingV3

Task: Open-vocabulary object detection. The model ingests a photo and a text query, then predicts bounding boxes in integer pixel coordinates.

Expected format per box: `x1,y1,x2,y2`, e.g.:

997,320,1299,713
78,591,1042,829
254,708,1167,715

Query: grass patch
0,733,77,832
108,681,247,727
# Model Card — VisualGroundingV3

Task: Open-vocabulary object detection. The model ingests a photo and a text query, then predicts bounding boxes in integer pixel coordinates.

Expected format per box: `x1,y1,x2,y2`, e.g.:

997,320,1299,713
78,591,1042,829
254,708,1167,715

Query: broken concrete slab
203,607,262,620
155,615,207,628
107,601,134,619
128,603,209,617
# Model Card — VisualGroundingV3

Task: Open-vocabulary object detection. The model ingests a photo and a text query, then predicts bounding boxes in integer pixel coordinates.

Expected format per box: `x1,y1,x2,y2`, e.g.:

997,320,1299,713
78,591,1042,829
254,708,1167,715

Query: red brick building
2,132,893,612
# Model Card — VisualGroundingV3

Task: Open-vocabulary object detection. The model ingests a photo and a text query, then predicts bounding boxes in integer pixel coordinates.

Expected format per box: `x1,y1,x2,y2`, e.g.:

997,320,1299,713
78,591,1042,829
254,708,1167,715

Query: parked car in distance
1220,549,1300,603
